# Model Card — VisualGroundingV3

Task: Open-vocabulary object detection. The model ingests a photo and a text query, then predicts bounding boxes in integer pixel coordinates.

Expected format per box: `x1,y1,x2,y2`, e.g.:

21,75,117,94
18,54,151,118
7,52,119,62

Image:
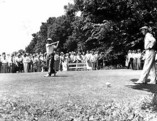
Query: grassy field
0,69,148,101
0,69,155,101
0,69,157,120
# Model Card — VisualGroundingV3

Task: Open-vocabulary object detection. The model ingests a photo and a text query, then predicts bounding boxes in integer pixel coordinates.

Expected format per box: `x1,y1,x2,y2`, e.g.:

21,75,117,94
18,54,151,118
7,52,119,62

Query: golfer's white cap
47,38,52,41
140,26,148,30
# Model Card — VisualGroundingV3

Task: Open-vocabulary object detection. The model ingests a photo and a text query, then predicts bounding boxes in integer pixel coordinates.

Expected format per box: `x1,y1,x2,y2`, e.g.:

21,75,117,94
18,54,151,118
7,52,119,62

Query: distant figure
85,51,92,70
0,54,1,73
59,52,64,71
1,52,8,73
135,26,156,84
23,53,30,73
132,50,137,70
44,38,59,77
54,51,60,72
15,53,23,73
136,49,142,70
127,50,133,69
62,53,69,71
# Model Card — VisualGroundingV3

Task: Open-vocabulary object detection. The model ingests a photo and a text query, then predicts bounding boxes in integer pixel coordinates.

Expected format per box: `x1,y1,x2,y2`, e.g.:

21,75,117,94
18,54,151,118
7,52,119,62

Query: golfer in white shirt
135,26,156,84
44,38,59,77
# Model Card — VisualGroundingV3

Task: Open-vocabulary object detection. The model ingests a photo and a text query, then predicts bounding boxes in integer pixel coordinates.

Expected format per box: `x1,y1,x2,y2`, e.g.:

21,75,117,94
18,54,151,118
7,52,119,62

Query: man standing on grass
135,26,156,84
44,38,59,77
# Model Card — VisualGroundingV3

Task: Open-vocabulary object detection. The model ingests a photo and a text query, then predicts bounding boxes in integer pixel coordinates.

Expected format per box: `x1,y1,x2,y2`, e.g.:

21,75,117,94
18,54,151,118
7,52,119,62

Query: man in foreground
135,26,156,84
44,38,59,77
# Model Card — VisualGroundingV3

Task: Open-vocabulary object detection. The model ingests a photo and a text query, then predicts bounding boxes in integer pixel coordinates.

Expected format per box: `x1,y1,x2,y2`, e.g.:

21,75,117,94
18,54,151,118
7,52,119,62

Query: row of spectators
125,49,146,70
60,51,105,71
0,52,46,73
0,50,106,73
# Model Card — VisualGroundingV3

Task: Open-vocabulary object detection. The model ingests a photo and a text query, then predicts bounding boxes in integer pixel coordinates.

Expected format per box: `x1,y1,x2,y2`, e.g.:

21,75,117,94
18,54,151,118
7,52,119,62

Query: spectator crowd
2,49,154,74
0,50,106,73
125,49,157,70
0,52,47,73
125,49,144,70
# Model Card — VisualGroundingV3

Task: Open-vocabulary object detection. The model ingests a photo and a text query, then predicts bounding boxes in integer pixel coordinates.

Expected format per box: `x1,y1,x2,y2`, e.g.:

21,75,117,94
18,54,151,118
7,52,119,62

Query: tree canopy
26,0,157,65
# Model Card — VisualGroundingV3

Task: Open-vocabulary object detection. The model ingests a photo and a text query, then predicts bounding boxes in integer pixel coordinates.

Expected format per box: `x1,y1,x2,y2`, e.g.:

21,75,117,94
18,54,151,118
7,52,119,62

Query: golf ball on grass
106,82,111,87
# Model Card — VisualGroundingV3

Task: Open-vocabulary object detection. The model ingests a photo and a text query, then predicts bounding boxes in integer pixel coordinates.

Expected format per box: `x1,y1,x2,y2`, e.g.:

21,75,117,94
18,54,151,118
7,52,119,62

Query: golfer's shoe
44,74,51,77
134,81,146,84
147,81,156,84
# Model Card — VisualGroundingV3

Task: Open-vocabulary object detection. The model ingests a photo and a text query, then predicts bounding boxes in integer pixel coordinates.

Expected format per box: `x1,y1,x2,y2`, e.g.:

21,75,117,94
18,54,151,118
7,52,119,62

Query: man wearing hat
135,26,156,84
44,38,59,77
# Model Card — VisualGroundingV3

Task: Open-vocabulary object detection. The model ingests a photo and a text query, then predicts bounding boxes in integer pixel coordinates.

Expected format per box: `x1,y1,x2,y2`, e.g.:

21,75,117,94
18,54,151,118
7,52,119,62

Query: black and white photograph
0,0,157,120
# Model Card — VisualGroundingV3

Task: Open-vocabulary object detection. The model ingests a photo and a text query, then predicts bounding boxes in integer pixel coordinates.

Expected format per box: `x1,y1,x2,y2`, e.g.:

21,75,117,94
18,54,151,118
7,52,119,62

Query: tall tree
70,0,157,65
48,15,74,52
26,0,157,65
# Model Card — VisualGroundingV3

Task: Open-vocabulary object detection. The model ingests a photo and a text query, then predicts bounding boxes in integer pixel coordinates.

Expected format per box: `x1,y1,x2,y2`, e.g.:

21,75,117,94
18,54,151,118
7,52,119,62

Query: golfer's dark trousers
47,53,55,76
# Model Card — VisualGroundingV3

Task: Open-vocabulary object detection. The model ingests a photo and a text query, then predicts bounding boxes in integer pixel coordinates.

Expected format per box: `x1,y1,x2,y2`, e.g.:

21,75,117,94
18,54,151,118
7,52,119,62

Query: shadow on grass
126,78,157,93
43,74,69,78
130,78,138,83
54,75,69,77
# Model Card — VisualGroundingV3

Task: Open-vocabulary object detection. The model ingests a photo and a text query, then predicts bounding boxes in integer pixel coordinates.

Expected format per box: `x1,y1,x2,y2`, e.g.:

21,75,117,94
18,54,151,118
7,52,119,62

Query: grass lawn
0,69,154,101
0,69,157,120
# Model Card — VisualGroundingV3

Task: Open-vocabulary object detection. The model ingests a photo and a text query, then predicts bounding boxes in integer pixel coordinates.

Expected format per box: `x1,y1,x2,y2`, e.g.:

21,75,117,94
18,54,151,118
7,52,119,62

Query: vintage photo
0,0,157,120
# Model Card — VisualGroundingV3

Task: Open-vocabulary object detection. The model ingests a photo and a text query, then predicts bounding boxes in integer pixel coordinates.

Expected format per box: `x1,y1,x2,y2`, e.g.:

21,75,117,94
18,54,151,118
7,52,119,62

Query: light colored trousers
139,50,156,82
23,62,29,73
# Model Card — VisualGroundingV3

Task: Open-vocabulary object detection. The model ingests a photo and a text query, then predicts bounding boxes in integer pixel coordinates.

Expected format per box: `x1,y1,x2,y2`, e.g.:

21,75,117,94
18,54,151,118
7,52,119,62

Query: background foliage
25,0,157,66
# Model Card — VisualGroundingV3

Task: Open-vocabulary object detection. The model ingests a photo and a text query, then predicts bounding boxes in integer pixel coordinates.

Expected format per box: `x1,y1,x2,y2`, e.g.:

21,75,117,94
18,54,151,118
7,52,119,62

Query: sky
0,0,73,54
